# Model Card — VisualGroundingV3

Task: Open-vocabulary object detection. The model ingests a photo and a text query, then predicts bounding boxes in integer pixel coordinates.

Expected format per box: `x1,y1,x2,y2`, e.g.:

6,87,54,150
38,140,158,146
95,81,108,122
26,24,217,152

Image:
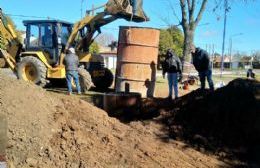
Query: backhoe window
40,24,53,47
28,24,53,48
29,25,39,47
61,25,71,45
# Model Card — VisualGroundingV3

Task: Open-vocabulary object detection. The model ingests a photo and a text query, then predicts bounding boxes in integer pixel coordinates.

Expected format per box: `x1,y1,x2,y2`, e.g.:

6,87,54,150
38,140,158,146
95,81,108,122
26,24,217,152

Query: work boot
167,95,172,100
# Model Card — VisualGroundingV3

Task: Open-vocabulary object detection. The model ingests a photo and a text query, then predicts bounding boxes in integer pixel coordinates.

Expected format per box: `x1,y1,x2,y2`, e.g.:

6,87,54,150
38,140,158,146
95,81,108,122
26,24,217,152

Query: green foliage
167,26,184,57
159,29,174,56
89,42,100,54
159,26,184,65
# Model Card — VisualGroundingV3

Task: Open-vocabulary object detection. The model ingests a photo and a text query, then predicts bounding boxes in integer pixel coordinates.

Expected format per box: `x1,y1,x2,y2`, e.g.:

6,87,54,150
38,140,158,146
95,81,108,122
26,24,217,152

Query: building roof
99,51,117,57
99,45,117,57
214,56,231,63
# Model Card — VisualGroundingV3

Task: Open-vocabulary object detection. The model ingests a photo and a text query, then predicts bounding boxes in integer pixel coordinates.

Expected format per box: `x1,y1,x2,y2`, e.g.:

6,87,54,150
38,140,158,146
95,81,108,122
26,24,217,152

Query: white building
99,46,117,70
100,51,117,69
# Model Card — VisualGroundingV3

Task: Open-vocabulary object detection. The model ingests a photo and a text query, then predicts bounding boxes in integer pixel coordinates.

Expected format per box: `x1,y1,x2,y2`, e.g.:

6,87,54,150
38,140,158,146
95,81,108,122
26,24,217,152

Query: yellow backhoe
0,0,148,91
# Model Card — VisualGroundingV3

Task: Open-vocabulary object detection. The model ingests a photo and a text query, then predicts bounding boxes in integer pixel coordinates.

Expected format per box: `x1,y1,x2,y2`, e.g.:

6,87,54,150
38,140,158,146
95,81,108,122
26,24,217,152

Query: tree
96,32,115,47
251,50,260,68
178,0,208,63
159,29,174,56
167,0,251,67
89,41,100,54
168,26,184,57
159,26,184,57
251,51,260,62
108,41,117,51
159,26,184,68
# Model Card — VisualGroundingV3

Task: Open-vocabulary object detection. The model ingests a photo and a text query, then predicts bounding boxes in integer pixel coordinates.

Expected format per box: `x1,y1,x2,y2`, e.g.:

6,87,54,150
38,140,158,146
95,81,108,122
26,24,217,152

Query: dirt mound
0,58,7,68
0,71,229,167
165,79,260,163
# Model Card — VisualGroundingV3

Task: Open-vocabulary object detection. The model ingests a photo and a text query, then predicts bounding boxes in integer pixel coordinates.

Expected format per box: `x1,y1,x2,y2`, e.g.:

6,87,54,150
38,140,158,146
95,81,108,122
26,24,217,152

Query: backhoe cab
0,0,148,91
23,20,73,66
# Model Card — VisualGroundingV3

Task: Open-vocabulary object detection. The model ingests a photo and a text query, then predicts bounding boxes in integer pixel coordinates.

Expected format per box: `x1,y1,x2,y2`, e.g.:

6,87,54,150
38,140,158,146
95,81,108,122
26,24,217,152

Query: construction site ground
0,68,260,167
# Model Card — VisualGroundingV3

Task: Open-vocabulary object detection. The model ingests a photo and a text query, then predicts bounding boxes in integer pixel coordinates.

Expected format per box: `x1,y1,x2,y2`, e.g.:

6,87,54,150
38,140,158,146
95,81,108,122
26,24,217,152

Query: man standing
162,49,182,99
63,47,81,95
247,68,255,79
190,45,214,91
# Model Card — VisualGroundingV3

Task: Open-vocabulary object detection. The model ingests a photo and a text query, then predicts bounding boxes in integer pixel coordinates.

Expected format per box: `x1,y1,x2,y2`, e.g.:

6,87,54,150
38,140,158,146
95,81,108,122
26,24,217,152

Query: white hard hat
68,47,75,54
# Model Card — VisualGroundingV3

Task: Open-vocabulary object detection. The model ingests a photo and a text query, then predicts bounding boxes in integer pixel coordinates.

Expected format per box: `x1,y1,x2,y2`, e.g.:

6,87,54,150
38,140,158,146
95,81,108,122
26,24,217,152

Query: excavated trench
86,78,260,165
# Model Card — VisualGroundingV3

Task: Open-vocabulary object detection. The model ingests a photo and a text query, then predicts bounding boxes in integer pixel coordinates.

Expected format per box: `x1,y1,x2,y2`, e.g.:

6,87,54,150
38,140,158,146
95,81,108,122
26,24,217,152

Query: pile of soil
0,58,7,68
0,71,228,167
165,79,260,163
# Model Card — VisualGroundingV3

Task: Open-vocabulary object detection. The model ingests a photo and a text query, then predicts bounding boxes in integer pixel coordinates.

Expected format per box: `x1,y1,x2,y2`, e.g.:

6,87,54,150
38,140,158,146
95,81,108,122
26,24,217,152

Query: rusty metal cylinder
115,26,160,97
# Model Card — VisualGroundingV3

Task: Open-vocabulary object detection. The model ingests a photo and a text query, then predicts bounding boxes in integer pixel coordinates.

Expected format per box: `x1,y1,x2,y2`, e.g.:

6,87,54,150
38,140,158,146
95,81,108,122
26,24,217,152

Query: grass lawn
213,74,260,84
154,73,259,97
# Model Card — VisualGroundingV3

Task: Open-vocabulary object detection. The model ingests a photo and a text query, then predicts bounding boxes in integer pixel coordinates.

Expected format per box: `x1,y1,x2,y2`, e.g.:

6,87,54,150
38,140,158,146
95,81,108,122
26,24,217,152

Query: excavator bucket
105,0,149,22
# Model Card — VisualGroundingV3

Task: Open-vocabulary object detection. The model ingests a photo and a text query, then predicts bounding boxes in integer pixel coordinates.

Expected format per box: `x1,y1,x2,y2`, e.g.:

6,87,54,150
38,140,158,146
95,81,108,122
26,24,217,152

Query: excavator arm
65,12,116,51
0,8,23,71
65,0,148,52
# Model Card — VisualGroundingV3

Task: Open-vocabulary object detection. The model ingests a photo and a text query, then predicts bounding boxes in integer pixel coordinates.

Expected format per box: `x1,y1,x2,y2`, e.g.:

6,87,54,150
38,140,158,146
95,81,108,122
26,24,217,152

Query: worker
162,49,182,99
63,47,81,95
247,68,255,79
190,44,214,91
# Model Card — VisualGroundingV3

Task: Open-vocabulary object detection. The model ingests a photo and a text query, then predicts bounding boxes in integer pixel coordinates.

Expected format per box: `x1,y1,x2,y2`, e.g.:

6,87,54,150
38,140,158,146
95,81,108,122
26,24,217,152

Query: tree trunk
182,28,194,73
178,0,208,74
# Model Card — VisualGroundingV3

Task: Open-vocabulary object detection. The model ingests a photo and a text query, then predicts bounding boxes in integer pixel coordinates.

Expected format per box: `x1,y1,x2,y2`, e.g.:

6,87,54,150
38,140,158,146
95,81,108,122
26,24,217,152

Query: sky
1,0,260,55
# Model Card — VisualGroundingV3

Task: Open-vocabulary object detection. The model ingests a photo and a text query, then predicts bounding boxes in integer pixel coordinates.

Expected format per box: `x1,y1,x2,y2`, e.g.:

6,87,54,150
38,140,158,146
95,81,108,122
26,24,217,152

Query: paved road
156,69,260,77
1,68,259,80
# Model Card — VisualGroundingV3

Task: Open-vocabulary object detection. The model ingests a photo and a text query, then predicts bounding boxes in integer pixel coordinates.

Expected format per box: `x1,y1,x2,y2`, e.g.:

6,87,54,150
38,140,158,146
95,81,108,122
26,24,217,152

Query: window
29,25,39,47
61,25,71,45
40,24,53,47
28,24,53,48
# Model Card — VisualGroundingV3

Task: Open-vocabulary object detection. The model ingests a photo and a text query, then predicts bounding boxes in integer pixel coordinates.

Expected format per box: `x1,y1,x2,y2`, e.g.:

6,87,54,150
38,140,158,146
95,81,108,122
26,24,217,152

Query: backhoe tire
17,56,47,87
78,67,92,92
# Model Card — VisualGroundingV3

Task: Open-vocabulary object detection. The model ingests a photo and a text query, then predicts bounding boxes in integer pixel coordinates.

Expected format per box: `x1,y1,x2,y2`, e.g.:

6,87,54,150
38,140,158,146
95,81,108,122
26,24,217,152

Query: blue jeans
66,70,81,93
167,73,178,98
199,69,214,91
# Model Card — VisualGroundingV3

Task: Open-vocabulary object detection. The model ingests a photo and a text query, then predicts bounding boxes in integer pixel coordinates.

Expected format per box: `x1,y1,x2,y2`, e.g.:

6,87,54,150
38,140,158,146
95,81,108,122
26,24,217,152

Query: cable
6,13,56,20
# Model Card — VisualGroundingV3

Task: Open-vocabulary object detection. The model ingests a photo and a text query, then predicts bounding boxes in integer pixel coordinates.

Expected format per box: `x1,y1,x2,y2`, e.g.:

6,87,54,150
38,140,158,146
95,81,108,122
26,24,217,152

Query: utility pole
220,0,229,78
92,4,95,16
81,0,88,18
229,33,243,69
212,44,215,70
250,50,255,68
229,38,232,69
209,44,212,57
208,44,211,69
